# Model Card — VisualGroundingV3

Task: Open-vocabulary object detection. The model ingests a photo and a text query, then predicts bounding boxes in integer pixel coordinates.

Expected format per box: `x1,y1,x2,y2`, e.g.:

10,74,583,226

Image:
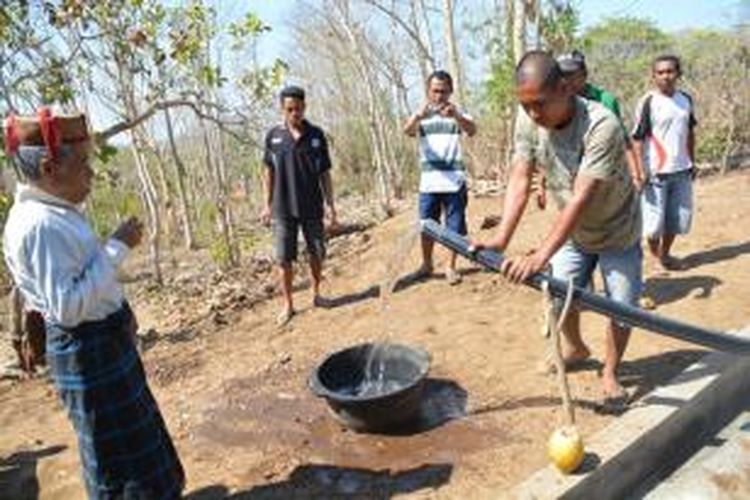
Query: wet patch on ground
194,371,514,477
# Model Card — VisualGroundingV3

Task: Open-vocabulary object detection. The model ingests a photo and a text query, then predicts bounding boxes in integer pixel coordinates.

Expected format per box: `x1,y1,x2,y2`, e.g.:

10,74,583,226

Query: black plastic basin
308,343,431,433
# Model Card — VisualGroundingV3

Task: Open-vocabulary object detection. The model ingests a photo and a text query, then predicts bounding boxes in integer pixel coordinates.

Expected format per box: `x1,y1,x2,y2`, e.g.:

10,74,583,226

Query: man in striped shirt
404,70,477,285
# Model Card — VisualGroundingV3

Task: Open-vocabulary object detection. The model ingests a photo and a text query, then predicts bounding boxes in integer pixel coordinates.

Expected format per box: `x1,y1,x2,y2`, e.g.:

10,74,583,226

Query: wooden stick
544,280,576,426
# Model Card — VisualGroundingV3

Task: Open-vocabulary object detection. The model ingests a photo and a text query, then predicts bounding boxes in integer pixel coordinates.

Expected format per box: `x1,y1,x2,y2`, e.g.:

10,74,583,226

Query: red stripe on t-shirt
651,135,667,172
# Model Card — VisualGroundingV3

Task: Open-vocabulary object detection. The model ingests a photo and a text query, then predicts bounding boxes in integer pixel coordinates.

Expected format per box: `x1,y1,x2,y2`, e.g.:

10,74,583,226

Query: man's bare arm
479,159,535,251
501,174,601,284
260,167,274,224
320,170,336,223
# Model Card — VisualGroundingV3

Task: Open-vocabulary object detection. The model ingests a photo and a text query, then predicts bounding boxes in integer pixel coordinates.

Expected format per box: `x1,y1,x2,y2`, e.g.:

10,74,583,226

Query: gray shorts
273,217,326,263
642,170,693,239
550,240,643,327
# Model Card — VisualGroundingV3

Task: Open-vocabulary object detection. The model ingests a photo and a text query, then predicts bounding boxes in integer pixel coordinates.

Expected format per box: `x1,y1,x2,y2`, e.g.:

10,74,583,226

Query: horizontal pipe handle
420,219,750,354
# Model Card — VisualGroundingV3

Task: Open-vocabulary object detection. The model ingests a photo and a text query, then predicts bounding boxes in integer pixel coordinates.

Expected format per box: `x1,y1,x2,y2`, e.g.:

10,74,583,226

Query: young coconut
543,280,585,474
548,425,585,474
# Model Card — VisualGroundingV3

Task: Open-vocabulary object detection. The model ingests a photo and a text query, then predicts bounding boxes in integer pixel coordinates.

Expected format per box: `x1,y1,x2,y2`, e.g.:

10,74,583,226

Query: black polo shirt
263,120,332,220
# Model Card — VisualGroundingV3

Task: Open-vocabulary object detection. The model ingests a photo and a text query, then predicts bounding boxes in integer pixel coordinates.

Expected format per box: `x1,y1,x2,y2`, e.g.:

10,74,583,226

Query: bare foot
276,307,295,326
562,346,591,369
413,263,434,280
602,374,628,400
541,346,592,375
600,376,630,413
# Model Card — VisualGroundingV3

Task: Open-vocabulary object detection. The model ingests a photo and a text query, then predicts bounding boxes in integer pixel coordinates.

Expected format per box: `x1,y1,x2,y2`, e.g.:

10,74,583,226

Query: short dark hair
280,85,305,103
427,70,453,91
12,144,72,181
515,50,563,90
653,54,682,74
557,50,587,76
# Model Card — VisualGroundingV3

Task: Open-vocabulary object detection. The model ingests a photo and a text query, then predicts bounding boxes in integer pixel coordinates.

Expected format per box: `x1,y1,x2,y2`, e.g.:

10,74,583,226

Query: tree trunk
721,105,738,174
131,135,163,285
199,116,237,267
211,125,239,266
442,0,465,104
417,0,437,67
336,1,393,214
114,51,163,285
409,0,433,82
142,136,176,256
163,108,196,250
512,0,527,63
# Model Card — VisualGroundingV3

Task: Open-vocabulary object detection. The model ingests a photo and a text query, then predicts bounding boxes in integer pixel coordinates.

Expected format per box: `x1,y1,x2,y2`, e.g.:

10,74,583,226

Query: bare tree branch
362,0,436,68
98,99,198,140
97,98,260,147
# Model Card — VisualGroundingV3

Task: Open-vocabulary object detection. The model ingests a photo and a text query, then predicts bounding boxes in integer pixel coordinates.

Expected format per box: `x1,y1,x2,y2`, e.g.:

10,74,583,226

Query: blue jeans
550,240,643,326
418,186,468,235
642,170,693,238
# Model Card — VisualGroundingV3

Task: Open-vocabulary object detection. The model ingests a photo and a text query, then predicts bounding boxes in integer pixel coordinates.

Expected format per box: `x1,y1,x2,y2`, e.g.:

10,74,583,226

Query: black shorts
272,217,326,263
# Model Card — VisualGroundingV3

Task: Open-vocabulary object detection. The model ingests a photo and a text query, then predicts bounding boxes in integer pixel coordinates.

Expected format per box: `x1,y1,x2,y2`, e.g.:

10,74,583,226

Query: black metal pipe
420,219,750,354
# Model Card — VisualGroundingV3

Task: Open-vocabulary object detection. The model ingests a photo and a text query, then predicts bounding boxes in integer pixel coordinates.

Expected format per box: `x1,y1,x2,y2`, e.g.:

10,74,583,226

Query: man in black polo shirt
262,85,337,325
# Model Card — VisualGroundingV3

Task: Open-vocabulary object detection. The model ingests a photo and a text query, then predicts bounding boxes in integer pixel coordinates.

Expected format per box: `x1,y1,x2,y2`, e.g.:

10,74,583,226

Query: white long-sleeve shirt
3,184,130,327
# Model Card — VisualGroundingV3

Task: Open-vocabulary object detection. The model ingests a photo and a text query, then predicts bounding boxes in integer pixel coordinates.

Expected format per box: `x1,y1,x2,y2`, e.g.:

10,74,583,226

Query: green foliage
198,64,225,87
88,166,142,238
209,238,233,269
485,54,516,112
581,17,671,122
696,125,731,163
540,1,580,53
239,58,288,101
0,192,12,223
237,229,266,256
195,198,219,241
228,12,271,48
0,191,12,291
95,142,120,164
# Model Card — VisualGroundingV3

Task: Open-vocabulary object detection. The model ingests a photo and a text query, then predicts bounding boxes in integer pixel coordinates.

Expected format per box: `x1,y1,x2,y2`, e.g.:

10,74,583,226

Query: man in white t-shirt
404,70,477,285
632,55,697,271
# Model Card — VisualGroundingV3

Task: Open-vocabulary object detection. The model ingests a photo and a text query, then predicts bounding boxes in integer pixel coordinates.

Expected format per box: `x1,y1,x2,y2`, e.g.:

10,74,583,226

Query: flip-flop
599,389,631,415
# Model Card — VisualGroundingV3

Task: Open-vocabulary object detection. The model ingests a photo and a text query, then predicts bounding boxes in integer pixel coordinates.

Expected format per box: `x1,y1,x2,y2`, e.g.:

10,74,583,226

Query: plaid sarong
46,303,185,499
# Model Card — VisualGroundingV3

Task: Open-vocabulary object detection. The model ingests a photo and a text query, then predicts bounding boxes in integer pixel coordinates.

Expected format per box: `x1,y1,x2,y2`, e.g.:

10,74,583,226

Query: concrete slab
512,328,750,500
645,411,750,499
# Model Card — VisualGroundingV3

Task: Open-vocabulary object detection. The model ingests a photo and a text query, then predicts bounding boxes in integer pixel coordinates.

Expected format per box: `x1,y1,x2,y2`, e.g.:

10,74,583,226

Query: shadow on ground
619,349,707,402
679,241,750,270
0,445,66,500
185,462,453,499
644,275,722,306
318,268,484,309
376,378,468,436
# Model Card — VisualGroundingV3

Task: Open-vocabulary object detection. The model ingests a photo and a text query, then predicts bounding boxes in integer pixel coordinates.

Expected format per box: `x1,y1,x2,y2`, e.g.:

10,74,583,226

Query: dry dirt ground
2,171,750,499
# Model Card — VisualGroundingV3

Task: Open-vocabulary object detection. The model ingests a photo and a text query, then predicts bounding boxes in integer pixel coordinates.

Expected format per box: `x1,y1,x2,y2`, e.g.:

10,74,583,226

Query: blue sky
96,0,746,135
577,0,742,31
243,0,744,67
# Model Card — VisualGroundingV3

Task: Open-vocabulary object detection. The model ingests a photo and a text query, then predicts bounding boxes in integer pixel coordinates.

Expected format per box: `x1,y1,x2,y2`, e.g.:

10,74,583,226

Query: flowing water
350,223,422,398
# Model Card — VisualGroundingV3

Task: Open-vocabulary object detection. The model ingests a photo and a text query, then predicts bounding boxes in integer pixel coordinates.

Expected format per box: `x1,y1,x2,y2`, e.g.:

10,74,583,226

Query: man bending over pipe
473,51,642,404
